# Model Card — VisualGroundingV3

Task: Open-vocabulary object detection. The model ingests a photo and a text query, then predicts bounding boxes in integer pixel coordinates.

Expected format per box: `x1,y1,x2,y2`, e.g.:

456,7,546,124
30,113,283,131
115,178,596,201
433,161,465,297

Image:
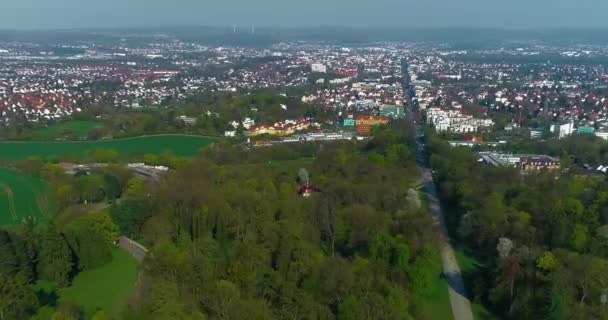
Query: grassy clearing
414,189,454,320
27,121,100,140
60,249,138,317
455,248,484,273
425,177,498,320
32,248,138,319
0,167,56,226
0,134,216,160
415,267,454,320
455,248,498,320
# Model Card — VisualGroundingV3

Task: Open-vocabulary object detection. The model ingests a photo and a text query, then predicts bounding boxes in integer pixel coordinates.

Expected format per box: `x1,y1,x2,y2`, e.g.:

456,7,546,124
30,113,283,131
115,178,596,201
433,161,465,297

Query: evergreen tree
0,230,17,276
38,225,73,287
18,217,39,282
64,222,112,271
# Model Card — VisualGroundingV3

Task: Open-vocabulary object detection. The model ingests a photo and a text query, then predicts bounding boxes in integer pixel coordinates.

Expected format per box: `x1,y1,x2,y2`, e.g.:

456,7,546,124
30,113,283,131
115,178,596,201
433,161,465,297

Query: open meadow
26,120,100,140
33,249,138,319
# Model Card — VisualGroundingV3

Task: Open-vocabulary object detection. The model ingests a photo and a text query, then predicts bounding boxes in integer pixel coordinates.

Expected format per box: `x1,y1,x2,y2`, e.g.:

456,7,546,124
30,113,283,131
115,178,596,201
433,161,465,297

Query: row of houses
479,152,561,172
246,119,320,136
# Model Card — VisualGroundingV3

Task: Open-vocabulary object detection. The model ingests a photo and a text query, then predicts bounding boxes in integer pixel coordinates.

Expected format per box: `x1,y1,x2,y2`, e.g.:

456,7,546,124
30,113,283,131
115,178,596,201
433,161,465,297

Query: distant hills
2,27,608,47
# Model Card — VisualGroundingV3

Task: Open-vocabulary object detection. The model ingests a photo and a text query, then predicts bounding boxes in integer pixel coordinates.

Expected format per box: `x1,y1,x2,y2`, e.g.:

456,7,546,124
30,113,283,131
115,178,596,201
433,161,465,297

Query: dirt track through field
0,183,17,221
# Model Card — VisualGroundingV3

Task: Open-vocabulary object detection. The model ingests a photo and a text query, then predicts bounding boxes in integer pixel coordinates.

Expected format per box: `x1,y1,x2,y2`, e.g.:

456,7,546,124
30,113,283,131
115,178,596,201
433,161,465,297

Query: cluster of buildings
426,107,494,133
406,47,608,144
479,152,561,172
301,81,404,111
280,131,357,142
351,115,390,135
245,118,320,137
253,131,362,146
0,40,411,125
0,62,184,123
8,33,608,161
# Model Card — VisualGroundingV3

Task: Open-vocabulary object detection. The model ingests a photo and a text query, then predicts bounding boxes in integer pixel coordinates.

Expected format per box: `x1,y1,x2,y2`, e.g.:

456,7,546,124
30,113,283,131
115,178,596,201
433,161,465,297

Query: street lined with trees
426,129,608,319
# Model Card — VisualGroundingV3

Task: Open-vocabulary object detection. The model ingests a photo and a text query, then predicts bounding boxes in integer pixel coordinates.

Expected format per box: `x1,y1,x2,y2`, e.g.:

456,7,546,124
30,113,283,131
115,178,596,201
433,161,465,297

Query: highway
403,59,474,320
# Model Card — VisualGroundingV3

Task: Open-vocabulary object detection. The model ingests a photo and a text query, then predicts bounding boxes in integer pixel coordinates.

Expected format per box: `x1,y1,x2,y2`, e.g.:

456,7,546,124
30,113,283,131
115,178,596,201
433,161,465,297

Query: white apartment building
550,121,574,139
311,63,327,73
426,107,494,133
595,131,608,140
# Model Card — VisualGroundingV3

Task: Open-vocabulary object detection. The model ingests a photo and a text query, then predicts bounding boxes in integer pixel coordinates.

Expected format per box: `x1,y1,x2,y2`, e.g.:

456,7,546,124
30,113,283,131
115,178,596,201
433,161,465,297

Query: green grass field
32,248,138,319
0,134,216,160
416,269,454,320
455,249,497,320
60,249,138,317
27,121,100,140
414,189,454,319
0,167,55,226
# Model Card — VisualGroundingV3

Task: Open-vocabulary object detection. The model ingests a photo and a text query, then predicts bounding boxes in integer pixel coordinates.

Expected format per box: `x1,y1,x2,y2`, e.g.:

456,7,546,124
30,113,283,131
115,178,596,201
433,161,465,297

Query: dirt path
0,183,17,221
422,168,474,320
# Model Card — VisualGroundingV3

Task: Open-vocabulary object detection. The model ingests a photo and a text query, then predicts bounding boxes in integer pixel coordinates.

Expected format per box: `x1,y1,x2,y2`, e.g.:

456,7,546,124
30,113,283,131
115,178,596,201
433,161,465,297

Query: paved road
422,168,474,320
403,60,474,320
117,236,148,263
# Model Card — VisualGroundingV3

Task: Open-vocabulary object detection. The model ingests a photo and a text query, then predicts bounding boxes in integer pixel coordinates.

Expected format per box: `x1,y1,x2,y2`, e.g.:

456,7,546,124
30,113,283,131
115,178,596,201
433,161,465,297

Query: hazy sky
1,0,605,30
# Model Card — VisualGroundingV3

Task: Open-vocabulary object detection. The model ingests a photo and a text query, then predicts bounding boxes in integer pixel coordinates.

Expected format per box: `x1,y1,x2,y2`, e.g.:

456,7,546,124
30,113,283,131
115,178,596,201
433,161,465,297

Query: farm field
32,248,138,319
26,120,100,140
0,167,55,226
0,134,217,160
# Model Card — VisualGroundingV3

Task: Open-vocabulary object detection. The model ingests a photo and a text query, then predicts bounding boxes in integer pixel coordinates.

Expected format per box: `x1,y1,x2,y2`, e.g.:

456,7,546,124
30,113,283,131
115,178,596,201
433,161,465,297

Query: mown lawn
32,248,138,319
27,120,100,140
0,134,216,160
0,167,56,226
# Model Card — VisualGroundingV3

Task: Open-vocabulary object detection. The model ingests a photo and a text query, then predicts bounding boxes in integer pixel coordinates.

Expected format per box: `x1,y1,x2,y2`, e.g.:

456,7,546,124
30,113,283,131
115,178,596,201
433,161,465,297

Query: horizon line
2,25,608,33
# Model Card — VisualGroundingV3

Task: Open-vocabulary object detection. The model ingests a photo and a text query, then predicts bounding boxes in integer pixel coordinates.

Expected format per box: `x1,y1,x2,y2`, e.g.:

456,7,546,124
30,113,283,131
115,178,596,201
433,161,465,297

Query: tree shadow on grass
36,284,59,308
442,271,469,298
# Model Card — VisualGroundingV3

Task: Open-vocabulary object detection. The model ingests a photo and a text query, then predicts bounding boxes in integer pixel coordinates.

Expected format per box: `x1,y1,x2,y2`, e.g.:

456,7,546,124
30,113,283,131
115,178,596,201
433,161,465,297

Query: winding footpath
88,201,149,263
117,236,148,263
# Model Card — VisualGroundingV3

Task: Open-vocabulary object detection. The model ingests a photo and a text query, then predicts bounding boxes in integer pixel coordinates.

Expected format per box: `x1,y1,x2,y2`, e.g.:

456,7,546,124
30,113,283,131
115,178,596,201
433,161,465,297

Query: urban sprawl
3,36,608,172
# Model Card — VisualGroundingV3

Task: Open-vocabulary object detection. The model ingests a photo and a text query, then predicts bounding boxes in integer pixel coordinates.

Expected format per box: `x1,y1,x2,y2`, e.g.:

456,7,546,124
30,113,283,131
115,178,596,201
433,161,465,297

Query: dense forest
0,122,449,319
122,123,439,319
426,130,608,320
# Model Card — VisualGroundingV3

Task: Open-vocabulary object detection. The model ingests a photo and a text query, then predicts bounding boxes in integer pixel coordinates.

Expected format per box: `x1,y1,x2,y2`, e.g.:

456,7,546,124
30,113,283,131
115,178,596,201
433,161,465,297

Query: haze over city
2,0,607,30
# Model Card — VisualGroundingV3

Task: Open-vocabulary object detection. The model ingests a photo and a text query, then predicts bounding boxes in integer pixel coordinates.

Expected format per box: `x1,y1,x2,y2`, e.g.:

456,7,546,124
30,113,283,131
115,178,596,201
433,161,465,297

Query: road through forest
422,167,474,320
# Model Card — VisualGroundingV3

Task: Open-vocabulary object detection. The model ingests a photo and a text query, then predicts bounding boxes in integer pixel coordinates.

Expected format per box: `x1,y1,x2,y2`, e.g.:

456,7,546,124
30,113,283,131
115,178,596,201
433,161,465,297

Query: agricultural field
0,134,217,160
0,167,55,226
26,120,100,140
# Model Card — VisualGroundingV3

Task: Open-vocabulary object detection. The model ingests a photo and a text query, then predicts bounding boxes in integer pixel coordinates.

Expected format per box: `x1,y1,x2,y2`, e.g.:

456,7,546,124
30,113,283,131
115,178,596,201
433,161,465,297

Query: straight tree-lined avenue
405,63,474,320
422,168,474,320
